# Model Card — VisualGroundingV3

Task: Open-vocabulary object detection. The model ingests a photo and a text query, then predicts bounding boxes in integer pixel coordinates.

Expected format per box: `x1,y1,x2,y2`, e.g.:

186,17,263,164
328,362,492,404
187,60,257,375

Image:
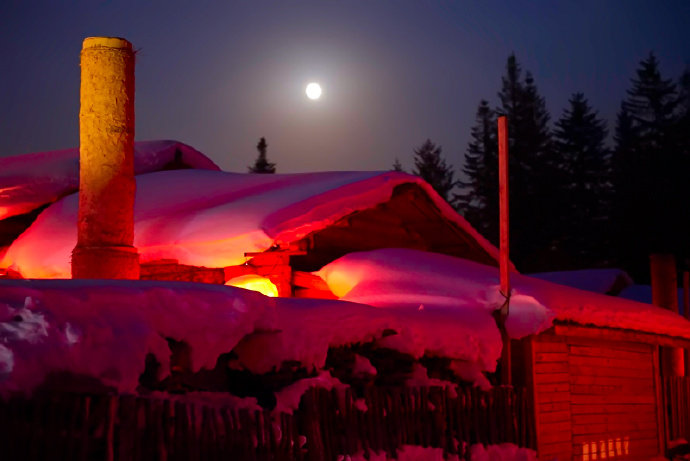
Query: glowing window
226,274,279,297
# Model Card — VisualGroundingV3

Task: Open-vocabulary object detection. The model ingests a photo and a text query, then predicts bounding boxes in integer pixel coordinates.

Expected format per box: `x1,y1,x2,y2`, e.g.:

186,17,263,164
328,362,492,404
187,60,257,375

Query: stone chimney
71,37,139,279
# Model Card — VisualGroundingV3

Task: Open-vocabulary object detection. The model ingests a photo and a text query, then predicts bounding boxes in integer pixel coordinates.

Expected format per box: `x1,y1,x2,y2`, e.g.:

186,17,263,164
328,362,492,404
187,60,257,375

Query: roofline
547,321,690,349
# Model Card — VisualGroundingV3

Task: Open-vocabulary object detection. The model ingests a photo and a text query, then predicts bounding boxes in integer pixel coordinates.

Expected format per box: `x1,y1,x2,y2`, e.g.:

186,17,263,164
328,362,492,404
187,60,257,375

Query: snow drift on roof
316,248,690,341
0,140,219,220
2,169,500,279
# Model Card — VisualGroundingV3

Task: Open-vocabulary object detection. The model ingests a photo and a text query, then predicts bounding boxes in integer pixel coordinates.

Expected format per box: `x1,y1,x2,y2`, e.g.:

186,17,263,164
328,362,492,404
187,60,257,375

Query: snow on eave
549,319,690,347
518,274,690,341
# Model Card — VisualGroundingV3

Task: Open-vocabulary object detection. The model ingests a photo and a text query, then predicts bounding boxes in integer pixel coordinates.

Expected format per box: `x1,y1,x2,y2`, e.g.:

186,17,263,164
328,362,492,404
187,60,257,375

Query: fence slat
0,384,536,461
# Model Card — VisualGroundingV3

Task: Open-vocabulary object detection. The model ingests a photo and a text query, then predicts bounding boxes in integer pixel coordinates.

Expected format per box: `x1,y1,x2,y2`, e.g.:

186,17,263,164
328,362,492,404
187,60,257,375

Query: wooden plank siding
533,332,663,461
533,336,573,461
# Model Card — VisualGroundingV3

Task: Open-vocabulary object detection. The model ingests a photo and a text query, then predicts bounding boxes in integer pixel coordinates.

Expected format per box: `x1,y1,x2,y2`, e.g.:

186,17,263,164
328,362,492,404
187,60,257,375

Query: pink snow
345,444,536,461
0,140,219,220
0,279,267,394
2,168,500,279
317,248,690,342
0,277,512,394
273,370,347,414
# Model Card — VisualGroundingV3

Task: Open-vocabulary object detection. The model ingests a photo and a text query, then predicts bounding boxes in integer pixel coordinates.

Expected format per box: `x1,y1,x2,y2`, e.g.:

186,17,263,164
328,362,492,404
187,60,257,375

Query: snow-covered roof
316,248,690,342
2,169,500,278
529,268,633,295
0,140,219,220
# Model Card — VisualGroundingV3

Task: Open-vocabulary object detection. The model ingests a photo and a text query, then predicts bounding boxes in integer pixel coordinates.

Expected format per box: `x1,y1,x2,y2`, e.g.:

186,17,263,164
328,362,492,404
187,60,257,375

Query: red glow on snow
226,274,279,297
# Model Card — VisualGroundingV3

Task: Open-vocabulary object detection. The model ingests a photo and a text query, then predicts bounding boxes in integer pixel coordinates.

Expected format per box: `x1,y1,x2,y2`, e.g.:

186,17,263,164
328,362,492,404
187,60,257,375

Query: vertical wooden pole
650,254,684,376
498,116,510,299
683,270,690,375
498,115,511,385
71,37,139,279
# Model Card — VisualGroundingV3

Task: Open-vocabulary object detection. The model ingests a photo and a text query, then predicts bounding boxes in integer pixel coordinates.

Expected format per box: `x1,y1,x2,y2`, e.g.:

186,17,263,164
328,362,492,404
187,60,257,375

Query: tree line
404,53,690,280
247,53,689,280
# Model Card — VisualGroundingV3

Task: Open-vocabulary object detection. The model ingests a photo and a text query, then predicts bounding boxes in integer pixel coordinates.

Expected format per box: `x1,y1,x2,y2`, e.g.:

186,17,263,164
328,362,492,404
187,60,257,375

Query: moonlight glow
305,82,322,100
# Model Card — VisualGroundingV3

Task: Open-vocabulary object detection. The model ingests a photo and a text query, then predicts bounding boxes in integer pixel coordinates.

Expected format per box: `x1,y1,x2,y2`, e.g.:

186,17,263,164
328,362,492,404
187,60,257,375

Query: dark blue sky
2,1,689,173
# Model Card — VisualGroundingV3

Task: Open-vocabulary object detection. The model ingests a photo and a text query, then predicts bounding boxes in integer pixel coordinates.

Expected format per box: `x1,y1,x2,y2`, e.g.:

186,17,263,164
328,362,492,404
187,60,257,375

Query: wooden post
650,254,684,376
71,37,139,279
498,115,511,385
683,270,690,374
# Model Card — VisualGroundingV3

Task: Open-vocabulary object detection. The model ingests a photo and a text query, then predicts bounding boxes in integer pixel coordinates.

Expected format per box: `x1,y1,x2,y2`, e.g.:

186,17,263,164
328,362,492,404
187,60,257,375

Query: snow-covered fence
665,376,690,443
0,386,534,461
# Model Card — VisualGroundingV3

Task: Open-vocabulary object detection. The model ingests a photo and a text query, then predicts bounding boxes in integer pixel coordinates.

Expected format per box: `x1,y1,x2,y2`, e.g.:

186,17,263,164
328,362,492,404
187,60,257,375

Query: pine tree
412,139,455,201
611,53,681,280
495,55,556,271
456,100,498,243
553,92,610,264
249,137,276,173
392,158,404,172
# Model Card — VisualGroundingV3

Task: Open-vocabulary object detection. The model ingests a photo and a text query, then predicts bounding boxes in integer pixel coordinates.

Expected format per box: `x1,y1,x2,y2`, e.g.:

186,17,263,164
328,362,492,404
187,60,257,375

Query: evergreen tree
412,139,455,201
553,92,610,264
249,137,276,173
456,100,498,243
392,157,404,172
675,68,690,158
611,53,682,280
495,54,556,271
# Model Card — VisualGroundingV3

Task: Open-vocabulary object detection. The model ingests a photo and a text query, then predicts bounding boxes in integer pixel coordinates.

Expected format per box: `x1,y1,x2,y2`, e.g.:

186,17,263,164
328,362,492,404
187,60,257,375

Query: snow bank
0,277,513,394
273,370,347,414
317,249,690,342
0,140,219,220
469,443,537,461
3,169,499,279
0,279,267,393
343,443,536,461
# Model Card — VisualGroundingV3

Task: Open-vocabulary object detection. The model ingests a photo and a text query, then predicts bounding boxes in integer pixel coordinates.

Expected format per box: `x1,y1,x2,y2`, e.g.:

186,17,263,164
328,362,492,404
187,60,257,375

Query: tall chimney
71,37,139,279
650,254,684,376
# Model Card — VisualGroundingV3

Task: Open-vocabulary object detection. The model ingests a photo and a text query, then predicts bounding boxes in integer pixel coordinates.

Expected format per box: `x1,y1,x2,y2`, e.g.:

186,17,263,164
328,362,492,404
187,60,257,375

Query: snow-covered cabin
316,248,690,461
2,142,690,460
0,142,501,293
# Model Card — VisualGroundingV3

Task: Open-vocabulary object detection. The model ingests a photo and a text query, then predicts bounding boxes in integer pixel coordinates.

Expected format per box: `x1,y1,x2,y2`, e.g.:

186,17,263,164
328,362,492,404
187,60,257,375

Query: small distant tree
412,139,455,201
392,157,404,172
249,137,276,173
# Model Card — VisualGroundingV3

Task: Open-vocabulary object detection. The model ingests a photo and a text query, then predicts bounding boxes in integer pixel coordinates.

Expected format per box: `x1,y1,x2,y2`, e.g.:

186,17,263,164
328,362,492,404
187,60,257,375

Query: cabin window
582,437,629,460
226,274,279,297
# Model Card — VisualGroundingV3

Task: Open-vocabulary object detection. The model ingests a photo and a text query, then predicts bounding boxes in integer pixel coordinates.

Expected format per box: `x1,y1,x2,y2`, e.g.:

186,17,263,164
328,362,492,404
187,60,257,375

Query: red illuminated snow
2,169,499,279
0,140,219,220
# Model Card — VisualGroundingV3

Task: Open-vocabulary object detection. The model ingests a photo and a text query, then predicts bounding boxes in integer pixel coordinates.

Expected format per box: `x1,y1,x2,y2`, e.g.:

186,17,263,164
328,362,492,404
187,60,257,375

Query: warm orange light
226,274,279,297
582,437,630,460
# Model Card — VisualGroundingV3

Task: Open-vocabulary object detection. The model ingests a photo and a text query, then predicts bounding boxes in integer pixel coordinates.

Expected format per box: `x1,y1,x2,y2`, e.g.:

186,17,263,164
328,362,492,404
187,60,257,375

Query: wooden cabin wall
532,331,663,461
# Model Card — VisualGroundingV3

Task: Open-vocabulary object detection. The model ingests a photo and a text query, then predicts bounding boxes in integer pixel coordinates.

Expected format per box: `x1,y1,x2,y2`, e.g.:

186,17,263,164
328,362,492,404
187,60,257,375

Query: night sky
2,1,689,173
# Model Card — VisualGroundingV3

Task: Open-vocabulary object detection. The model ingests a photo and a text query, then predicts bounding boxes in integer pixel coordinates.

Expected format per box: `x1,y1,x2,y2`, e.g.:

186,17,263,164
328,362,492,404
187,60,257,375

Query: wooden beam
552,323,690,350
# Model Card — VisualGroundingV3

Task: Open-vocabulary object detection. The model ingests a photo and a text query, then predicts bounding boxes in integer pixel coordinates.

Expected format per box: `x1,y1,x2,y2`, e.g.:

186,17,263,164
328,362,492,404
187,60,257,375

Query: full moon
305,82,322,100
